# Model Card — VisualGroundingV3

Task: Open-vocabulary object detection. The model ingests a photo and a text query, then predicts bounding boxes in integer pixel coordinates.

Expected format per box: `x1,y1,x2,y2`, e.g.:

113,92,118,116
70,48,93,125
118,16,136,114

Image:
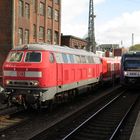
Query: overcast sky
61,0,140,47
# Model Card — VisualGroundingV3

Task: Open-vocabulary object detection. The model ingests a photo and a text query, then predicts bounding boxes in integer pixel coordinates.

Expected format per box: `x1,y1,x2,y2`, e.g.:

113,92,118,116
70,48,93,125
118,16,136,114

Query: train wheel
36,99,41,110
22,98,27,110
47,100,53,112
7,95,12,107
68,90,74,101
63,92,68,102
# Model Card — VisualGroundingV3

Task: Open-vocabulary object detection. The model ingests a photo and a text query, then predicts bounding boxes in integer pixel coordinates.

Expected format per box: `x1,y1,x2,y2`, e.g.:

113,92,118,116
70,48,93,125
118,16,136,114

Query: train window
25,52,41,62
87,56,90,63
94,57,101,64
73,55,77,63
85,56,88,63
7,52,23,62
49,53,55,63
81,56,86,63
54,53,61,63
75,55,81,63
62,53,68,63
125,60,140,68
69,54,74,63
91,56,94,63
87,56,93,63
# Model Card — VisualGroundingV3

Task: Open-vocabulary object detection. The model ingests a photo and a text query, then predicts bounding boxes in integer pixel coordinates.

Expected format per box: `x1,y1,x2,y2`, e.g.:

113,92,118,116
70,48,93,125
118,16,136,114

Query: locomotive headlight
6,80,10,85
6,80,13,85
124,71,128,76
32,81,39,86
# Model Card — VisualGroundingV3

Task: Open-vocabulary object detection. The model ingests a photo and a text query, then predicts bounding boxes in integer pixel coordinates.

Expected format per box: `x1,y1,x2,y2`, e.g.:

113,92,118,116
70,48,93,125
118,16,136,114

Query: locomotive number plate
17,71,25,77
128,72,140,77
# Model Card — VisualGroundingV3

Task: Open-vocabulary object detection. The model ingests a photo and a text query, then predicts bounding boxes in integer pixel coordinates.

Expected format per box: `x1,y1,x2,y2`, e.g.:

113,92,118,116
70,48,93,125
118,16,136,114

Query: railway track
0,105,26,133
30,87,137,140
2,85,139,140
0,85,122,140
62,92,138,140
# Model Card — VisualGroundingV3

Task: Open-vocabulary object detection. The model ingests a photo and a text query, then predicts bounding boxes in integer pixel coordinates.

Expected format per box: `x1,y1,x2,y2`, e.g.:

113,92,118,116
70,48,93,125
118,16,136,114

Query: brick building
61,35,88,49
0,0,61,48
0,0,61,75
97,44,119,52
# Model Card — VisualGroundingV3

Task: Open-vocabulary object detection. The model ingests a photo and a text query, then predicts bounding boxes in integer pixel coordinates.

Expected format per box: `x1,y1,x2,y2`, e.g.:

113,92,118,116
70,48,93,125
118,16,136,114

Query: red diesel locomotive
2,44,120,108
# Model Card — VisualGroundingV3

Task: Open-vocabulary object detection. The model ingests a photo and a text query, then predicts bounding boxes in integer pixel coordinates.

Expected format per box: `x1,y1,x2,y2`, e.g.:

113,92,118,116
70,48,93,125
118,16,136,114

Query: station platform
130,112,140,140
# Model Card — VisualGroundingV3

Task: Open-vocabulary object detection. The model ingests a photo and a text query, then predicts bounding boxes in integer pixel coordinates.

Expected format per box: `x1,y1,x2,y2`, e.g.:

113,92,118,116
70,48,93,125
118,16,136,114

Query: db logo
17,71,25,77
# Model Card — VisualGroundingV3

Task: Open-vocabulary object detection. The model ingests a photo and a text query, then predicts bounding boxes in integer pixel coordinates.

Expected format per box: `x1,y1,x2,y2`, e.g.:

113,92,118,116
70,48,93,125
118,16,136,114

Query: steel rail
62,90,126,140
109,95,139,140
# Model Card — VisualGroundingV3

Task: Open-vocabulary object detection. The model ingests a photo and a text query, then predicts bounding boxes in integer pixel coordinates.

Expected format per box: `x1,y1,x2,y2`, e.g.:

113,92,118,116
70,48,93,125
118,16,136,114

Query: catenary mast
87,0,96,53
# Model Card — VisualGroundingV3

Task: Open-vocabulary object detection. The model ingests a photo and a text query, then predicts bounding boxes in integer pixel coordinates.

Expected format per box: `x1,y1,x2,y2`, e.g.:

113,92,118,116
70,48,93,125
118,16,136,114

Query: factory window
39,26,45,40
40,2,45,16
48,7,52,18
18,28,23,45
54,31,59,45
54,10,59,21
54,0,59,4
47,29,52,43
33,24,36,38
25,29,29,44
32,0,37,13
19,0,23,17
25,3,30,19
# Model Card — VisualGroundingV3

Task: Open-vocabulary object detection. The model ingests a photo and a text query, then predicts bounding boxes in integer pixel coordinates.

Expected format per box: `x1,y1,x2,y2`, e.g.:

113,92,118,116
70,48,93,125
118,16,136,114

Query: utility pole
86,0,96,53
132,33,134,47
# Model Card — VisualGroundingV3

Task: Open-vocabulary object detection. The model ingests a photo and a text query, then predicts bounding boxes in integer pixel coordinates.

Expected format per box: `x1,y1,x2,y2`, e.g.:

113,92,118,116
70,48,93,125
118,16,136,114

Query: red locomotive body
2,44,103,107
101,57,121,83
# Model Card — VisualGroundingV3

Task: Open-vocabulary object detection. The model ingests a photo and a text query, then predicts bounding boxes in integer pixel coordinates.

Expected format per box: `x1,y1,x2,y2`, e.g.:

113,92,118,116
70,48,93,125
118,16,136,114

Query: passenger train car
121,52,140,87
96,51,121,84
2,44,103,108
102,57,120,83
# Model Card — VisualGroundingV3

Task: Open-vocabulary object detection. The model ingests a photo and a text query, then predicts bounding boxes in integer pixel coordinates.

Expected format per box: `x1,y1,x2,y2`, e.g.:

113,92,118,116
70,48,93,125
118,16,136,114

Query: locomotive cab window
124,60,140,68
25,52,41,62
7,52,23,62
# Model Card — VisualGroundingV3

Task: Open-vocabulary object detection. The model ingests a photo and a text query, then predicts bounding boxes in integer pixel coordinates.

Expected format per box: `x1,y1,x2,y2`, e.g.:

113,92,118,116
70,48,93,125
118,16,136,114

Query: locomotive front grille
14,81,29,86
6,80,39,87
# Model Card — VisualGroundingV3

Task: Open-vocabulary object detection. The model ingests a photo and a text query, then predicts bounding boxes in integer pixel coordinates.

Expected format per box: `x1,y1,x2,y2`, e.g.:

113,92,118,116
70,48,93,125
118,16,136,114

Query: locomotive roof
12,44,98,57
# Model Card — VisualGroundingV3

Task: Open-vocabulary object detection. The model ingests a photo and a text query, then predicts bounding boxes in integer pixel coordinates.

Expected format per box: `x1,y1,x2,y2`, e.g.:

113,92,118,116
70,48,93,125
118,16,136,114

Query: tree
129,44,140,51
